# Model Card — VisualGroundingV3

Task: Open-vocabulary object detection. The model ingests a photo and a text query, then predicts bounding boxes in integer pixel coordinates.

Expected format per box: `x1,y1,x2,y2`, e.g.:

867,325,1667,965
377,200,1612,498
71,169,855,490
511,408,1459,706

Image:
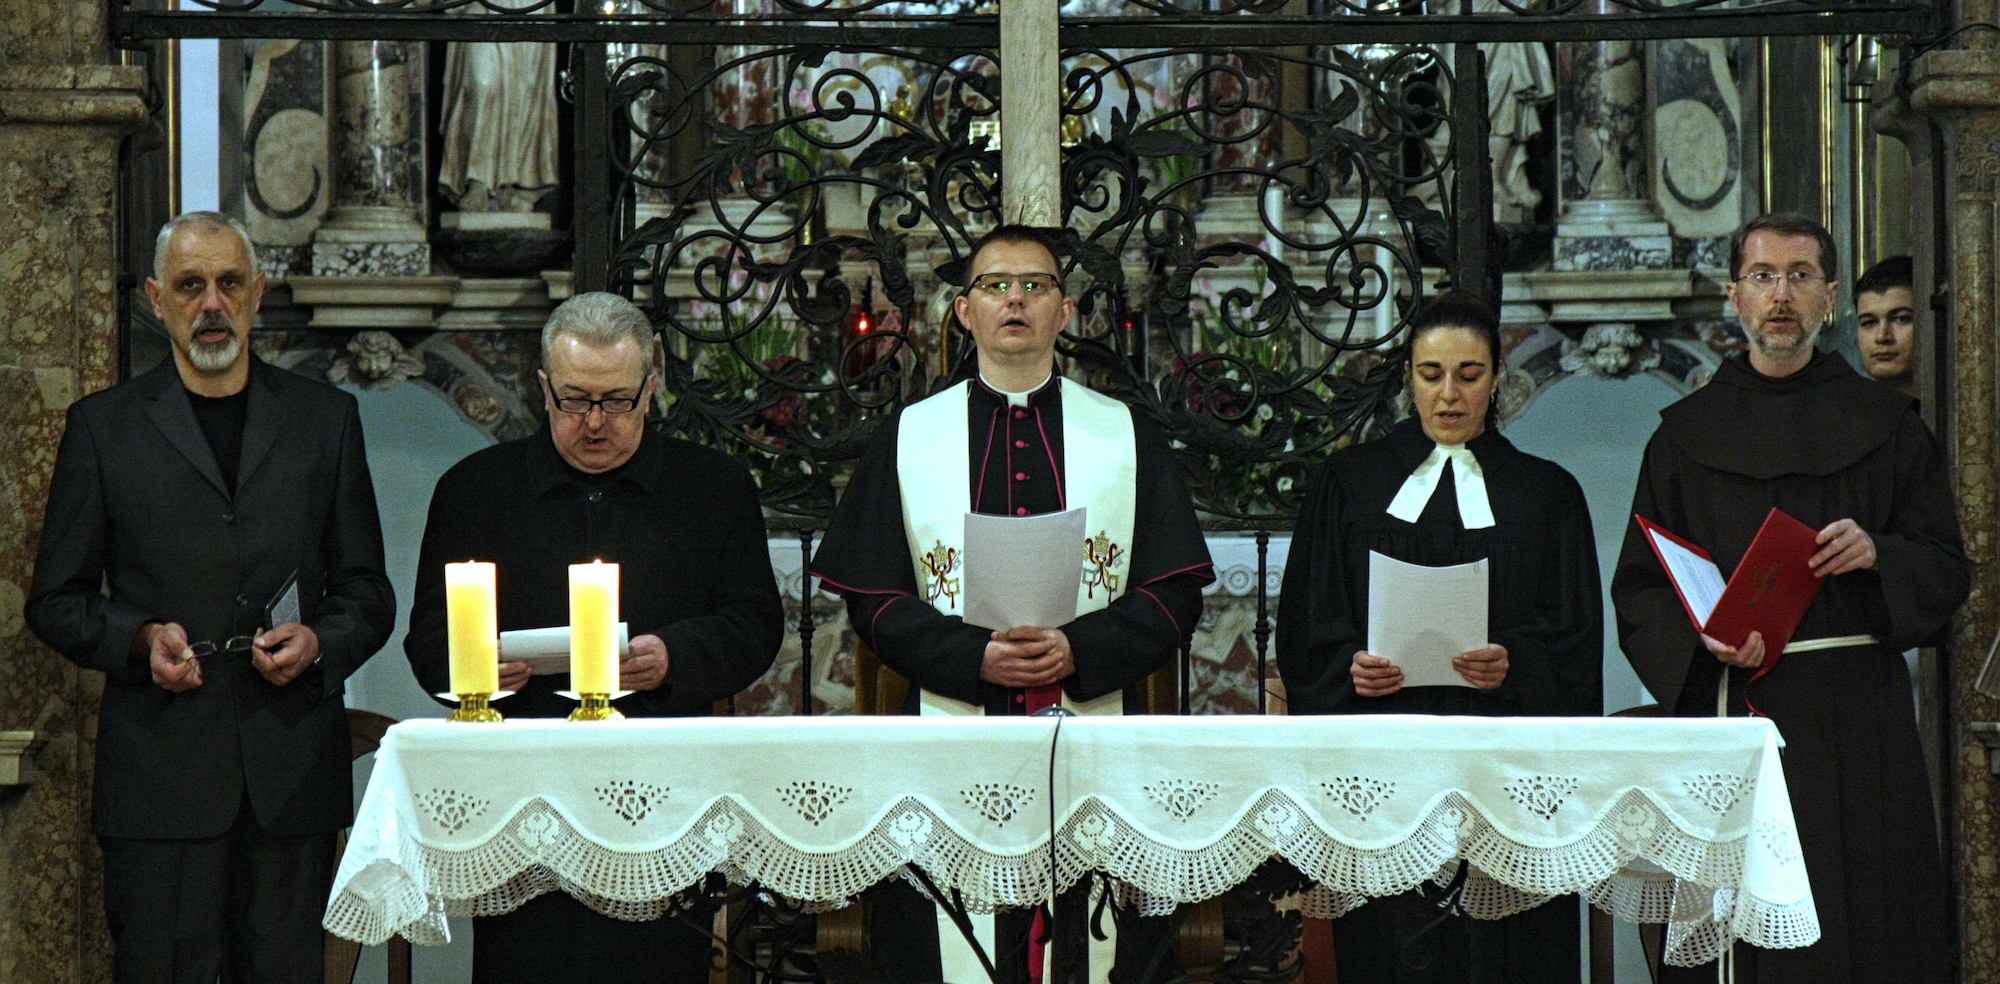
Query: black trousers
99,803,337,984
1330,889,1581,984
472,892,717,983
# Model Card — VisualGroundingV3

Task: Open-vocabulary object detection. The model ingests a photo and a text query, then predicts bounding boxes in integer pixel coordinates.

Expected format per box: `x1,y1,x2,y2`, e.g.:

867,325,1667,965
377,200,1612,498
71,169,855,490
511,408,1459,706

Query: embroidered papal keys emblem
922,540,962,609
1081,530,1125,598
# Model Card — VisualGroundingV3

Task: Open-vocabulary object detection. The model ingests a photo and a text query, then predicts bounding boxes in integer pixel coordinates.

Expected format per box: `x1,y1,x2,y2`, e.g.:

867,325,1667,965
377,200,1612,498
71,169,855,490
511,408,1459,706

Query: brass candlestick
448,693,503,723
567,693,623,722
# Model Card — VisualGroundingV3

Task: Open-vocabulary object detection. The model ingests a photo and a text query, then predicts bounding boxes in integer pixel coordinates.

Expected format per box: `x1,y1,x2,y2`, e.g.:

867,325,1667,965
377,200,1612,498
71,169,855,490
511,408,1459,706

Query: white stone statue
1402,0,1556,223
1481,37,1556,222
438,4,558,213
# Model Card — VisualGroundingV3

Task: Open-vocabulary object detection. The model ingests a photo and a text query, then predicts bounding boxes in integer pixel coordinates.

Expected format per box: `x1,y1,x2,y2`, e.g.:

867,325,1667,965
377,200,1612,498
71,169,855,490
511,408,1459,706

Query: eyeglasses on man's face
543,372,654,416
968,273,1064,299
1736,270,1828,292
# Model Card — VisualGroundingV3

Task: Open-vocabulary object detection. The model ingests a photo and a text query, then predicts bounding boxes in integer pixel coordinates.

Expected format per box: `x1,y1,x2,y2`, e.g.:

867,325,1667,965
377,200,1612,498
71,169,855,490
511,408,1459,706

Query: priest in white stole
812,226,1213,983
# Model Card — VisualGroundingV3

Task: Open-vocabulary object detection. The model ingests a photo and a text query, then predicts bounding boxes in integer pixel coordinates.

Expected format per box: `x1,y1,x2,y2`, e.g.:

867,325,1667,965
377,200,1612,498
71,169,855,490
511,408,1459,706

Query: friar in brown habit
1611,213,1967,983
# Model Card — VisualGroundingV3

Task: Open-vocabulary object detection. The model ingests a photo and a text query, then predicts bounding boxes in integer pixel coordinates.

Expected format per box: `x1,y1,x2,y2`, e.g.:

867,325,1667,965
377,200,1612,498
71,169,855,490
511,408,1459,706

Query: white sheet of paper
267,576,300,628
499,623,631,676
1646,528,1726,626
1366,552,1488,689
961,507,1087,632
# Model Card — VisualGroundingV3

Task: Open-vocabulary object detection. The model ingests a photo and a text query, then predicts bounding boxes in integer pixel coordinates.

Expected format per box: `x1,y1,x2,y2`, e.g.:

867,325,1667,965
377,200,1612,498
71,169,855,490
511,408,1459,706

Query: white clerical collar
979,371,1055,408
1386,441,1496,529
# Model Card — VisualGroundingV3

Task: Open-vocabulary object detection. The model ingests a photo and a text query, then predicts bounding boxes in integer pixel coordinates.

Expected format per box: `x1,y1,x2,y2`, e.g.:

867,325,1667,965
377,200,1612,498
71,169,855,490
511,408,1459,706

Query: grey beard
186,332,243,373
1748,320,1823,362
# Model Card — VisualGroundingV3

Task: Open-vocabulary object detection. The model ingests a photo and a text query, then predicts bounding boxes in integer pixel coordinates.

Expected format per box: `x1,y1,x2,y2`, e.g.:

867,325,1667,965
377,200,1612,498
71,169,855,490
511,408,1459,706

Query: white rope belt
1716,635,1879,718
1780,633,1878,654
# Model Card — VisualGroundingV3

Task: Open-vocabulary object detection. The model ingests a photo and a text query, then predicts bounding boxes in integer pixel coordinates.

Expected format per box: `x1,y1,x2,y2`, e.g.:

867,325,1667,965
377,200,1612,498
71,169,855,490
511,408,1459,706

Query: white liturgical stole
1386,443,1496,529
898,378,1134,980
896,378,1135,718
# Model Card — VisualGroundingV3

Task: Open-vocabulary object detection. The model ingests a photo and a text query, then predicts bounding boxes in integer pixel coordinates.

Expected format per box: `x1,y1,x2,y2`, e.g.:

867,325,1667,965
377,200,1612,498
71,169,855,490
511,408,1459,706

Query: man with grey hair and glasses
405,291,784,982
26,211,396,982
1612,213,1966,982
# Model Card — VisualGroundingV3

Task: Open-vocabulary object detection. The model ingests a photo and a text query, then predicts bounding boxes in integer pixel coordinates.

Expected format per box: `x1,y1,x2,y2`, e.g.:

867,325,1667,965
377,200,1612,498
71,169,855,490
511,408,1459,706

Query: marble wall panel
242,40,330,277
0,1,99,69
1650,39,1743,251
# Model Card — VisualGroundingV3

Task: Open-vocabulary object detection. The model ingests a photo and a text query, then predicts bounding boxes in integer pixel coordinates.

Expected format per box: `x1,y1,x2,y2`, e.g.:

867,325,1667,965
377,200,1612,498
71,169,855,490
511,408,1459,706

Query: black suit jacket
26,358,395,839
404,427,783,719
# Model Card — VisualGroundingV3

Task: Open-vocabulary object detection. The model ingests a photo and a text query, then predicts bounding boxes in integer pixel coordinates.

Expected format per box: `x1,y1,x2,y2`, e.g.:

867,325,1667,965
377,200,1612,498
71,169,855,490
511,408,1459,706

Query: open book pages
1646,528,1726,626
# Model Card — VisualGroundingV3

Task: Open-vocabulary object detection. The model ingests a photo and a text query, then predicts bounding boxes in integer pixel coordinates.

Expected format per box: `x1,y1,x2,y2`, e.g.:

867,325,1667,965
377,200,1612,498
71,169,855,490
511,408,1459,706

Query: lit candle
569,560,619,694
445,561,499,695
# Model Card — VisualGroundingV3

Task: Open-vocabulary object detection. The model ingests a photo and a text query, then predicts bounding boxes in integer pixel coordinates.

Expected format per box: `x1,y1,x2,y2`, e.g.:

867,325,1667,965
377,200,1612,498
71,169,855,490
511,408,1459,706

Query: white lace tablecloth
325,715,1815,966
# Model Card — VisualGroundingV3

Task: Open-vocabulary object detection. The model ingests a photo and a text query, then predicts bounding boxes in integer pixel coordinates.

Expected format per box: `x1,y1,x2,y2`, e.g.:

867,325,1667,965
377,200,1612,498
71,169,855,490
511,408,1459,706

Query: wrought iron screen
116,0,1945,530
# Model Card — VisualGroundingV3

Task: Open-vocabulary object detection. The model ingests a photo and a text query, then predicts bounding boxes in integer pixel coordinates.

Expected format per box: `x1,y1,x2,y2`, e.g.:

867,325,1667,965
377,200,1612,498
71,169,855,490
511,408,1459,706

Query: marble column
1909,45,2000,983
312,40,430,276
1554,24,1671,272
999,0,1060,225
0,3,145,982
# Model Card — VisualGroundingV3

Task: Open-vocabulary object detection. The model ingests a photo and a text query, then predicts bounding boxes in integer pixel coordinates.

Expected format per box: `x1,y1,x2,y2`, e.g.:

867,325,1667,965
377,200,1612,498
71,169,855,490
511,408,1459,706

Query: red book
1635,508,1824,657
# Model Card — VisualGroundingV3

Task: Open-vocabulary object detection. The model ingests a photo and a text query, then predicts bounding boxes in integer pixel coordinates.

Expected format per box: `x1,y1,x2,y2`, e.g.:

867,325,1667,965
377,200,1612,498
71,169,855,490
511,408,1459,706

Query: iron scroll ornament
608,40,1446,524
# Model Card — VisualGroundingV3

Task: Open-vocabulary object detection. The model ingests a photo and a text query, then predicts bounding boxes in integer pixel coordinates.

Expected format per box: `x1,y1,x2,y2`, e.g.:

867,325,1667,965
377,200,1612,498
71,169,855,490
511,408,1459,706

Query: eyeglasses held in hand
544,372,654,416
1736,271,1827,292
186,636,255,659
968,273,1064,298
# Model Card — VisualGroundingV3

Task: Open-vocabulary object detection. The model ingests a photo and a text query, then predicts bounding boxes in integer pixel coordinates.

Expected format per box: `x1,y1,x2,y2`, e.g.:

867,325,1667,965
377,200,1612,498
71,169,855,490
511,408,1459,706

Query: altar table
323,714,1816,967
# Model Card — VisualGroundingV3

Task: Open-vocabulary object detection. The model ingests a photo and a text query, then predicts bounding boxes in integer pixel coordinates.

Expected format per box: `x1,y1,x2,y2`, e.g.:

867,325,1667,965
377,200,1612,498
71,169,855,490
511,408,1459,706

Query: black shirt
187,386,249,494
406,425,785,718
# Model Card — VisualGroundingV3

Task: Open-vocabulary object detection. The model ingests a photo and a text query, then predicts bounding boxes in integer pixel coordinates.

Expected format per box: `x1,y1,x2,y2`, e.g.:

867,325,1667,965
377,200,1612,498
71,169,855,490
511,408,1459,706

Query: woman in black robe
1277,289,1603,983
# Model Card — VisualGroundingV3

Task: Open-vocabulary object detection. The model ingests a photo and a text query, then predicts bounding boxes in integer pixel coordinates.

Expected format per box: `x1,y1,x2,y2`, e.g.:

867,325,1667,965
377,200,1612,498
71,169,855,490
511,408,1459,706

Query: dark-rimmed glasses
967,273,1064,299
542,372,655,416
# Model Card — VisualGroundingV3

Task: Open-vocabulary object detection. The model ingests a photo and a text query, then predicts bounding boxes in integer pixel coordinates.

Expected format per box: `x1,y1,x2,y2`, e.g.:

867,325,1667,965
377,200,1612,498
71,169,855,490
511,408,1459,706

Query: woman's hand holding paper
1351,651,1404,697
1452,644,1509,690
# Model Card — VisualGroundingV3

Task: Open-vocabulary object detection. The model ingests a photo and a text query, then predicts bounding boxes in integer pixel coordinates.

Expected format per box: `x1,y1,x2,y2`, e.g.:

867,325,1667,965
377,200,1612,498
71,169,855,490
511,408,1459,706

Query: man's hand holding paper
618,634,671,692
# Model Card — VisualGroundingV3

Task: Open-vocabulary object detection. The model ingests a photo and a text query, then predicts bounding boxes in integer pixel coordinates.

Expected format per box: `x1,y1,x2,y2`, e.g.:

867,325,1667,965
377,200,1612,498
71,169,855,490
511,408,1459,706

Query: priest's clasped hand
1702,630,1766,668
981,626,1075,688
251,623,321,686
1810,518,1876,576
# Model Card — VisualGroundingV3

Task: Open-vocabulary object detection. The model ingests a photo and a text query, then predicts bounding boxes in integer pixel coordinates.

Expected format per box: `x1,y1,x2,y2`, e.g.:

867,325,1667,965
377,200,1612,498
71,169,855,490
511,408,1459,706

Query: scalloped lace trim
327,787,1816,967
